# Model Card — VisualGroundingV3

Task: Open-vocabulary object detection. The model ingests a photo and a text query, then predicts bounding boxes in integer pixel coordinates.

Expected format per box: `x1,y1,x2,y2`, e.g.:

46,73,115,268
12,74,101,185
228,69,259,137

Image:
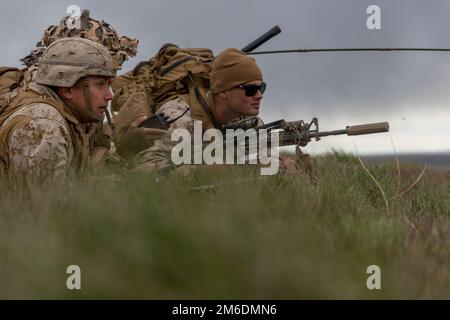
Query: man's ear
56,86,74,100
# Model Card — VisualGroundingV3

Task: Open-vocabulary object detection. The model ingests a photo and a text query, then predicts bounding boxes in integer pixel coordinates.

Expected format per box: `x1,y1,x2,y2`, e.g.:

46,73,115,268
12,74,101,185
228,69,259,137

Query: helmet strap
60,78,102,123
81,77,115,131
62,98,102,123
81,78,94,113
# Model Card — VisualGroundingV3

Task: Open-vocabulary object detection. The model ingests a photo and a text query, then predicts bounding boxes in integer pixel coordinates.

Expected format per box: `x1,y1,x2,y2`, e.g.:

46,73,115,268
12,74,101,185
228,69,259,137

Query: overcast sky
2,0,450,155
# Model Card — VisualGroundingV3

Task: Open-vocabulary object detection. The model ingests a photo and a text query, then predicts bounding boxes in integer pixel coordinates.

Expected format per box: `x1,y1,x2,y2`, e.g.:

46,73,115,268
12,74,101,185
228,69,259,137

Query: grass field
0,153,449,299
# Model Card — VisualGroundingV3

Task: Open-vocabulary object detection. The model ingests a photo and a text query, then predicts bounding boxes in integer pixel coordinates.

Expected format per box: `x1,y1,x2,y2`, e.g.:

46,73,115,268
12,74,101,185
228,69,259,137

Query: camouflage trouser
132,138,176,173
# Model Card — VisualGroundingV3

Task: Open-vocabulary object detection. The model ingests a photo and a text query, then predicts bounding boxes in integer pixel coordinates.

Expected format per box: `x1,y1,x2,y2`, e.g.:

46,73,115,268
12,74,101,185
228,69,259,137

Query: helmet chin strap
82,78,95,114
61,78,102,123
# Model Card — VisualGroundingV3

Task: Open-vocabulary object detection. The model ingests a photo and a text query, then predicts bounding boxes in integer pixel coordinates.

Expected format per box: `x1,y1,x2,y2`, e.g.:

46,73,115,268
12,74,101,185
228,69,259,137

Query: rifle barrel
346,122,389,136
277,121,389,146
316,129,347,137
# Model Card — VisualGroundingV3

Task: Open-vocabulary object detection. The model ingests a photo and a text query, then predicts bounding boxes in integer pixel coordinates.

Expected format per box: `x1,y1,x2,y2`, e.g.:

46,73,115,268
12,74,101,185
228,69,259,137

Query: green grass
0,154,449,299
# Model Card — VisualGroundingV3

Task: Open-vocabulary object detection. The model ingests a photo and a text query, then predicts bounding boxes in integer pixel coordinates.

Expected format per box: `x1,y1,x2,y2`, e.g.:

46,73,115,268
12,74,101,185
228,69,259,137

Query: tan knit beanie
210,48,263,94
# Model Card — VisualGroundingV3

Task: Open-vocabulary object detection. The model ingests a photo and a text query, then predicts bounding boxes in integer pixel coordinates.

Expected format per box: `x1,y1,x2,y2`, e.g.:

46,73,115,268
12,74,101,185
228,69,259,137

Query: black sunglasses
236,82,267,97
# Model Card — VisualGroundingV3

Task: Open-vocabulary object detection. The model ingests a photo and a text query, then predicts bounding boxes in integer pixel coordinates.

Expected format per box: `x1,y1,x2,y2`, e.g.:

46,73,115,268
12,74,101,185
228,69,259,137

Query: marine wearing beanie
210,48,263,94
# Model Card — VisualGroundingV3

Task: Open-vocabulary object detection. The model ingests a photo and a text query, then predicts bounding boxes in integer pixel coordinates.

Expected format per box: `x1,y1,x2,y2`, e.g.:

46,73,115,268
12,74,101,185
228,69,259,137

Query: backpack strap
187,72,219,129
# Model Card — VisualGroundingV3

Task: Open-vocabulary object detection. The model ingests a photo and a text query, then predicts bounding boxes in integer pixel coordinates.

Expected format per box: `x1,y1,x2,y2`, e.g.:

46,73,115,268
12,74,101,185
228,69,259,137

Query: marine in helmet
18,8,138,131
0,9,139,176
0,37,116,175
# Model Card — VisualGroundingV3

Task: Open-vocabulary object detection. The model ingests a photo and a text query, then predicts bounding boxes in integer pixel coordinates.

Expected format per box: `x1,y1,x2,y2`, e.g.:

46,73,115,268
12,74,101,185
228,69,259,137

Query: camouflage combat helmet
21,9,138,70
35,37,116,122
36,37,116,87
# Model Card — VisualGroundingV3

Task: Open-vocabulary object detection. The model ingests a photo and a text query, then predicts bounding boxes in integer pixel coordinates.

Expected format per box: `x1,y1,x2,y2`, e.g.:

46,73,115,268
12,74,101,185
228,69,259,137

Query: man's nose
104,87,113,101
253,89,263,99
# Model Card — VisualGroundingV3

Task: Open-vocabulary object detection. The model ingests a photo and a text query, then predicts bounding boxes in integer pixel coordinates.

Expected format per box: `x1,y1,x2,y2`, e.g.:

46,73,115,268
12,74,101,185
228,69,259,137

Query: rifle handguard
346,122,389,135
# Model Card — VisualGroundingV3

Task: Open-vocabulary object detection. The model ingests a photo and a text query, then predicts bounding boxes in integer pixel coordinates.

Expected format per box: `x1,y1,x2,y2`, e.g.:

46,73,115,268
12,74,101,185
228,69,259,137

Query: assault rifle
221,117,389,147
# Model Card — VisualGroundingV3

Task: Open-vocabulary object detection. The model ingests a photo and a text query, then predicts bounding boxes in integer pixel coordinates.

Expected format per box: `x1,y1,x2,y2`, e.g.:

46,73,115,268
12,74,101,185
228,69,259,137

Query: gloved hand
279,146,315,177
116,115,168,160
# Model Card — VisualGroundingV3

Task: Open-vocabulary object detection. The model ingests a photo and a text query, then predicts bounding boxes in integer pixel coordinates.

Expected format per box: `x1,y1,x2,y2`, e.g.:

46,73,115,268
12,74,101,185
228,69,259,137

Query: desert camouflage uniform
18,10,139,145
0,36,118,176
0,11,139,176
0,84,72,175
0,82,105,175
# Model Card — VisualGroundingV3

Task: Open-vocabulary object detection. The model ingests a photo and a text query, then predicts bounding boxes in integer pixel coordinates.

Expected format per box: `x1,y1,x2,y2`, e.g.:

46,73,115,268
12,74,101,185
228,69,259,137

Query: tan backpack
0,67,24,114
112,44,218,128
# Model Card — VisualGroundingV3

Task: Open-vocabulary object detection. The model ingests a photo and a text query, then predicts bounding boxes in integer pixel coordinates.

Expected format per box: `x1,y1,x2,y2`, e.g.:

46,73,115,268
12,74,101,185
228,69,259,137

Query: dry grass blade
354,143,390,216
390,135,401,194
404,215,417,231
389,165,427,201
